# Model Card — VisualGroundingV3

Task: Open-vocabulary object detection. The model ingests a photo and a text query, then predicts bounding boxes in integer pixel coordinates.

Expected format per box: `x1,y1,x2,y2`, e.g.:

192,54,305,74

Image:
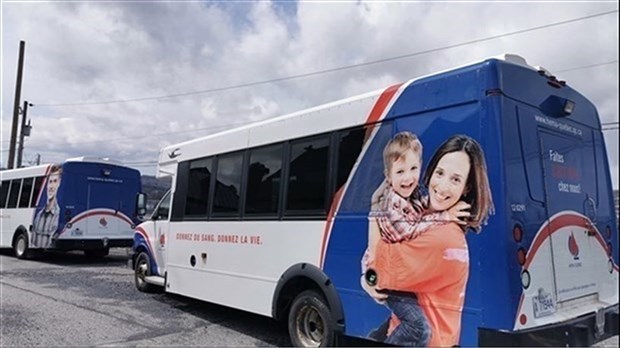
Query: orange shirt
371,222,469,347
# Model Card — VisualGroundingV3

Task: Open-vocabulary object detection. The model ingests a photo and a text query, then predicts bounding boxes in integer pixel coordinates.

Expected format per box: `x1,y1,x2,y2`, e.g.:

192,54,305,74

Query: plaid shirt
373,186,448,243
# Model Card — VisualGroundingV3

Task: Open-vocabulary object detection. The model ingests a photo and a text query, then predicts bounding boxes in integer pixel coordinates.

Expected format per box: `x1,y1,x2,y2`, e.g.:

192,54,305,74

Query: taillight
513,224,523,243
517,247,527,266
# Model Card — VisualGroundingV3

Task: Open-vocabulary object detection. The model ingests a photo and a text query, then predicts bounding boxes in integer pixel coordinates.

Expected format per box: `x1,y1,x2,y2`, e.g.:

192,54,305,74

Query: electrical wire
33,9,618,108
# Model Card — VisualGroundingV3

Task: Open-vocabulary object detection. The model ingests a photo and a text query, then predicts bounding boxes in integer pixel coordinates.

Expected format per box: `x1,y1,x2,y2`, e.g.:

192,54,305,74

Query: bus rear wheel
288,290,335,347
13,232,31,260
135,252,156,293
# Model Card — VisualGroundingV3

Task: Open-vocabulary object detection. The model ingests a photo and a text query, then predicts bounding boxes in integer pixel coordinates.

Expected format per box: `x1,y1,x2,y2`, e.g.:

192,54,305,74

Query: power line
555,60,618,74
34,9,618,108
11,62,619,148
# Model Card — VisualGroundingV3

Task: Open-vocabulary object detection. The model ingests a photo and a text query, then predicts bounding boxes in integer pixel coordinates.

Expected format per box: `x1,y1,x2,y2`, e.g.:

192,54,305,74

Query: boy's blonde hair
383,131,423,177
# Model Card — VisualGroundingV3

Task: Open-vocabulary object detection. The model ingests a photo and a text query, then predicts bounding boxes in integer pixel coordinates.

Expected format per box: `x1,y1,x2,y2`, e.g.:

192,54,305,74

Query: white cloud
1,1,618,191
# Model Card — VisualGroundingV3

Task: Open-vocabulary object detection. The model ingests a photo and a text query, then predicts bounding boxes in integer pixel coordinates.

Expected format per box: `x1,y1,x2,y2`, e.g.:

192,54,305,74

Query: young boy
364,131,453,346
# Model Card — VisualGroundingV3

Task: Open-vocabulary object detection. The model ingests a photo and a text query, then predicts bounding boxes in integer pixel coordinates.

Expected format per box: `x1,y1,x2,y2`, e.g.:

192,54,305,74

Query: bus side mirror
136,193,147,219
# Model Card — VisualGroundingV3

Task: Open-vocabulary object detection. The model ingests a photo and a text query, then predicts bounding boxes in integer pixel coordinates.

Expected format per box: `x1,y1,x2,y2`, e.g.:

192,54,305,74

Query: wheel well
275,276,324,322
272,263,345,333
12,226,28,246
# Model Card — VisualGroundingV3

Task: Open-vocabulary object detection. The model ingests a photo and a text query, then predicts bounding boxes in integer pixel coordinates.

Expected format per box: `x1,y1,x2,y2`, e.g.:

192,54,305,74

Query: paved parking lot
0,248,617,347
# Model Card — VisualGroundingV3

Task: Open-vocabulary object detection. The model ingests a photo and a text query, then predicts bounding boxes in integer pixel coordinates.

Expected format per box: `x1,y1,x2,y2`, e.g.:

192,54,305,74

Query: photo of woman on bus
361,134,494,347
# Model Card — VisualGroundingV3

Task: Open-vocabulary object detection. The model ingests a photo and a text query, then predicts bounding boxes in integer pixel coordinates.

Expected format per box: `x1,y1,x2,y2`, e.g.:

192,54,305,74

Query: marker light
517,247,527,266
519,314,527,326
563,100,576,115
513,224,523,243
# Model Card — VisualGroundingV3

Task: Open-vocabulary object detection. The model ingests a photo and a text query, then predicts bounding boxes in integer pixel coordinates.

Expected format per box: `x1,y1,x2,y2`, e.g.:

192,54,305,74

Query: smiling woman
362,134,494,347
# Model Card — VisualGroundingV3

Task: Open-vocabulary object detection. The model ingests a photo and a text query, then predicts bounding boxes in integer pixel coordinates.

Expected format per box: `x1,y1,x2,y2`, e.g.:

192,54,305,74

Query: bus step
144,276,165,287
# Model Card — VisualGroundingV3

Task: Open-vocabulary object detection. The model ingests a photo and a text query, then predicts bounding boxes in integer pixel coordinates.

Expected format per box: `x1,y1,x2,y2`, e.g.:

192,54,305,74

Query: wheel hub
296,305,324,347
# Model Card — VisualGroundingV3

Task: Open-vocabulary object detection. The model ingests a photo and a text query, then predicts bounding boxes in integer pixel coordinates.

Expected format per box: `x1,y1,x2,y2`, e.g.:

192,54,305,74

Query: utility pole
17,101,33,168
8,40,26,169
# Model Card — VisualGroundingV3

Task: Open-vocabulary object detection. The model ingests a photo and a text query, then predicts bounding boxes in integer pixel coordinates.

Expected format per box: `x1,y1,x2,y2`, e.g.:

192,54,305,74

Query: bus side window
156,191,171,220
285,135,330,215
212,151,245,217
245,143,283,216
19,177,34,208
336,127,365,190
184,157,212,218
0,180,10,209
7,180,22,209
30,176,45,207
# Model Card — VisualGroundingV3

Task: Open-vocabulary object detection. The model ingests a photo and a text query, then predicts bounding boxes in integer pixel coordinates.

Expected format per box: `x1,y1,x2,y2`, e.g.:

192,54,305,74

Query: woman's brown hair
423,135,494,232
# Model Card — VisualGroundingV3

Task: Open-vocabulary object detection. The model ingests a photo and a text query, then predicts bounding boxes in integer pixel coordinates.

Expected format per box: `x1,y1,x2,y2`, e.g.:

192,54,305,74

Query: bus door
538,127,600,303
86,182,123,237
151,190,171,275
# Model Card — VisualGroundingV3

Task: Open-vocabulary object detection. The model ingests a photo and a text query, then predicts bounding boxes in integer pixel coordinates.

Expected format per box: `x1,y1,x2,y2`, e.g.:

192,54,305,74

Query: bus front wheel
288,290,335,347
13,232,31,260
135,252,156,293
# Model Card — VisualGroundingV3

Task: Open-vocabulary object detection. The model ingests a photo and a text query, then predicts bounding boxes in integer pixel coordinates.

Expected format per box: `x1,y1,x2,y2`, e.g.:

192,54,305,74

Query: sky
1,0,618,188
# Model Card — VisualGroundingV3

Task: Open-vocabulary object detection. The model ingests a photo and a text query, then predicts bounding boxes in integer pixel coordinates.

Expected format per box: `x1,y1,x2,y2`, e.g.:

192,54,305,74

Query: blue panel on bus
322,57,617,346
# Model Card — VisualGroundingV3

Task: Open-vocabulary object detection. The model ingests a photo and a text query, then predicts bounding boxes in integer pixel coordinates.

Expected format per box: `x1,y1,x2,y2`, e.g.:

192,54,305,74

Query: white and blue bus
131,54,618,346
1,157,143,259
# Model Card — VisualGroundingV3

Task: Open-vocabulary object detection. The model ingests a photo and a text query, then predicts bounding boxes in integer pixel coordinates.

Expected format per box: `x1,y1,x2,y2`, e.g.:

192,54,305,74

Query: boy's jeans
384,293,431,346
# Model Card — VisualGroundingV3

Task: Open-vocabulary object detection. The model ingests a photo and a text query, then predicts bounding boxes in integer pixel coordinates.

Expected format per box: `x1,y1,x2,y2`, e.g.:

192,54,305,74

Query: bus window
286,135,330,215
184,157,212,217
154,190,171,221
30,176,45,207
336,127,365,189
245,143,283,216
212,151,244,217
7,180,22,209
0,180,10,208
19,178,34,208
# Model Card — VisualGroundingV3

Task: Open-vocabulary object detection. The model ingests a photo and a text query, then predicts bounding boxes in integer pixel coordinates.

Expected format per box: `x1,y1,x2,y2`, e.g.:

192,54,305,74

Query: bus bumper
479,304,619,347
54,238,133,250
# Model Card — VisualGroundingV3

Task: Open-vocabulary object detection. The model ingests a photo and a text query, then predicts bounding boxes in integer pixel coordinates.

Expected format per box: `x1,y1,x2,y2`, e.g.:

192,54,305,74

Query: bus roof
155,54,542,175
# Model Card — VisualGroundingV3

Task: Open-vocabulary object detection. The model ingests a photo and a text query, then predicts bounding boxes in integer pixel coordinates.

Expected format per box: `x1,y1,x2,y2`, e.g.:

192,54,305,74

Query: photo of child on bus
32,164,62,249
361,134,494,347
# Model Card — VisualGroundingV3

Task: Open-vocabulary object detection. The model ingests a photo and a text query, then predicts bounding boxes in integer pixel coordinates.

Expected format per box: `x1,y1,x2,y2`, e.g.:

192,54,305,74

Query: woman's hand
361,275,388,304
371,180,388,211
448,201,471,225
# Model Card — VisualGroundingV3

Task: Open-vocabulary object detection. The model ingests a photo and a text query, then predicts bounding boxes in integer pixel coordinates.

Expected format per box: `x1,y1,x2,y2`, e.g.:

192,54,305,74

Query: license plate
533,288,556,318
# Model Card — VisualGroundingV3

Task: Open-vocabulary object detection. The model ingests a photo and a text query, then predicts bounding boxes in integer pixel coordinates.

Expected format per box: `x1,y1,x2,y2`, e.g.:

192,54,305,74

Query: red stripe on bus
57,210,133,237
525,213,612,269
363,83,403,142
320,84,403,269
33,164,52,207
319,186,344,268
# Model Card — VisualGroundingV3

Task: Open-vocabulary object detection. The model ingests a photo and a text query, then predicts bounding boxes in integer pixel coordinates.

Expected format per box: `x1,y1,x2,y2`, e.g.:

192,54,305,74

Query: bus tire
288,290,335,347
13,232,31,260
134,252,156,293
